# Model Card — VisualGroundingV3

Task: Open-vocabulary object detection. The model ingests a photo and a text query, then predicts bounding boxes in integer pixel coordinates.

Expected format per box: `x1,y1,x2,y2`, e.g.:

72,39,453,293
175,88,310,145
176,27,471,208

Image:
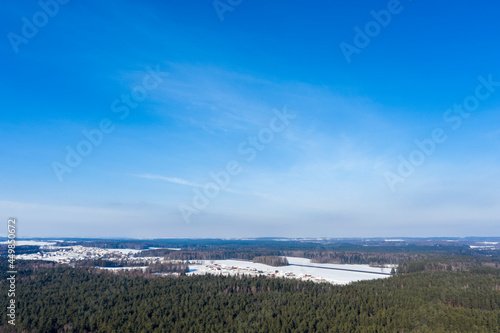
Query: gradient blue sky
2,1,500,238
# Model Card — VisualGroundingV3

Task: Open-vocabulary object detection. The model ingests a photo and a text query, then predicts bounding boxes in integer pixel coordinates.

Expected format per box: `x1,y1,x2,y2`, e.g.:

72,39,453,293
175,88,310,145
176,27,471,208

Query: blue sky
1,0,500,238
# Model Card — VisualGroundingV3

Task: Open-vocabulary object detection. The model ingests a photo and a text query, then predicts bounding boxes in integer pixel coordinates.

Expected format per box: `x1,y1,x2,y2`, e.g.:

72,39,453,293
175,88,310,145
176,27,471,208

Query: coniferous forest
253,256,289,267
1,258,500,332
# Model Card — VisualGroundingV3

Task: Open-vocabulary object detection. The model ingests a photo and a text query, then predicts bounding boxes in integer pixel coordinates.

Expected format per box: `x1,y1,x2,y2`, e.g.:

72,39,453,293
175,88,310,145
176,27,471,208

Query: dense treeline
298,250,415,265
136,248,176,257
145,262,189,274
163,249,420,265
1,260,499,332
253,256,289,266
306,251,500,267
75,258,161,268
163,249,284,261
58,260,188,274
0,244,40,256
398,257,500,274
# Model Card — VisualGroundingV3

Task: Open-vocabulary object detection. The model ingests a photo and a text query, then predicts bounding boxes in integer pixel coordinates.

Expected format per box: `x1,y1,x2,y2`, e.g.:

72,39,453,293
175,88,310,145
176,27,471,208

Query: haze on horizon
1,1,500,238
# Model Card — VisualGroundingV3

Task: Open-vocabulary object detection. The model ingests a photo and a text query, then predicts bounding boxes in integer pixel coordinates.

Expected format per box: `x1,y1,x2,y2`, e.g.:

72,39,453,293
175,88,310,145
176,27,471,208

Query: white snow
470,245,495,249
187,257,392,285
0,240,57,246
107,249,143,254
97,266,148,271
148,247,181,251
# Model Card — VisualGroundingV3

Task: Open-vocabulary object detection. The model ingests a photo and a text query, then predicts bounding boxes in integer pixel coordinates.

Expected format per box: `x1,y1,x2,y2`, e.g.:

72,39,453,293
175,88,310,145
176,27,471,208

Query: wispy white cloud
148,64,272,133
129,173,290,206
130,173,245,195
132,173,204,188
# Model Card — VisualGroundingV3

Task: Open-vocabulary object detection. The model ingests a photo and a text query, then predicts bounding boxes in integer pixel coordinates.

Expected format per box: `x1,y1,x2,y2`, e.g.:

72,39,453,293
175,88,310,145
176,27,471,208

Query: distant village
190,262,328,283
17,244,154,264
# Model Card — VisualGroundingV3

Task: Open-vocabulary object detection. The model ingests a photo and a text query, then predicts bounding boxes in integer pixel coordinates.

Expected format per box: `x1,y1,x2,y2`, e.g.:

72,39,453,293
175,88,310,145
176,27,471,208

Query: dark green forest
1,259,500,332
253,256,289,267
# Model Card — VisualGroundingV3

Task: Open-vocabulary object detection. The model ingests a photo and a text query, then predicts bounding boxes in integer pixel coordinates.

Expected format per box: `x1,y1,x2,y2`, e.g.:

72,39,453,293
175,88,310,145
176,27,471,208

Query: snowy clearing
187,257,392,285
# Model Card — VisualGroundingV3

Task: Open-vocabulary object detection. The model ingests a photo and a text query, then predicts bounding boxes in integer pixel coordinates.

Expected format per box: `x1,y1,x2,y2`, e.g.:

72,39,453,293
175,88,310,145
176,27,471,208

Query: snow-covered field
0,240,58,246
148,247,181,251
107,249,143,255
187,257,392,285
97,266,148,272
